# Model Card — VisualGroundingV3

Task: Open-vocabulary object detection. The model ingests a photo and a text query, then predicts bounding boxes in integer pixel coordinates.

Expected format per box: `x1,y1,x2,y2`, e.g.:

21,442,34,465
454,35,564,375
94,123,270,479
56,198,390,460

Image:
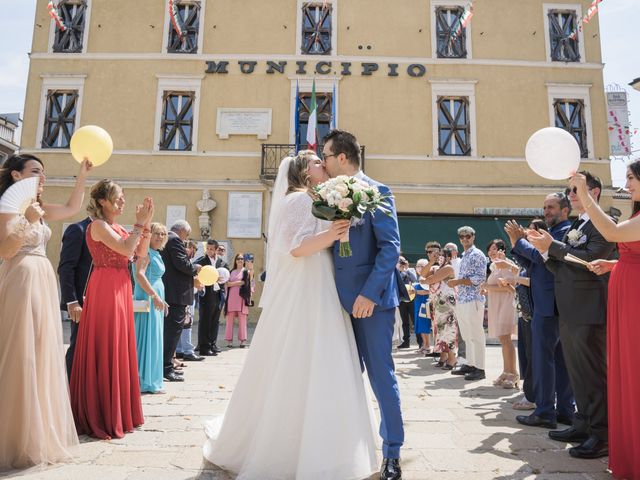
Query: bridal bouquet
311,175,392,257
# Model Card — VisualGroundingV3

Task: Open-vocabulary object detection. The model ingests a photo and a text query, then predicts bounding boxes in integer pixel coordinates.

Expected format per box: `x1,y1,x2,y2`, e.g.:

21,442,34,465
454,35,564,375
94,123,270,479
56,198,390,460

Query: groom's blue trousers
351,307,404,459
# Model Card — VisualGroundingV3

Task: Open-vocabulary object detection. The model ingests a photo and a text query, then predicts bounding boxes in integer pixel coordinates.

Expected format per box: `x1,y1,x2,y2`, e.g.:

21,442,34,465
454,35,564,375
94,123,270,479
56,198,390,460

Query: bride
203,150,378,479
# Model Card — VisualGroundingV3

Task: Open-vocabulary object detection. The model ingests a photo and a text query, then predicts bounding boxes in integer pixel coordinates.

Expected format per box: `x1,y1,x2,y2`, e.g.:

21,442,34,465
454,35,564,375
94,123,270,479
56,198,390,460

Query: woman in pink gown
570,161,640,479
70,179,154,440
0,154,91,469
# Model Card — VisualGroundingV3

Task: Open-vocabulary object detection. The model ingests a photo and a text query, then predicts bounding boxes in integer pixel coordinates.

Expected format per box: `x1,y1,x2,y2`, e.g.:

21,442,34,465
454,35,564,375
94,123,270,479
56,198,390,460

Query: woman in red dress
70,179,154,439
570,160,640,479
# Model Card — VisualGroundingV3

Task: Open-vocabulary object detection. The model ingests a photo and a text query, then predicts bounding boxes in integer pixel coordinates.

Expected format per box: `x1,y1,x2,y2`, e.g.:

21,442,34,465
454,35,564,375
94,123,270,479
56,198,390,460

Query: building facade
0,113,20,164
22,0,611,275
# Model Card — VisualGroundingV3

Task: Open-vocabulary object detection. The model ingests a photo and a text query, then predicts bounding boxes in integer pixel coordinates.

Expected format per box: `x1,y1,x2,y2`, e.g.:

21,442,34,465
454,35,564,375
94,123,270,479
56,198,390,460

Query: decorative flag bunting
569,0,603,40
450,2,474,41
168,0,185,39
47,1,66,32
306,79,318,151
294,80,301,153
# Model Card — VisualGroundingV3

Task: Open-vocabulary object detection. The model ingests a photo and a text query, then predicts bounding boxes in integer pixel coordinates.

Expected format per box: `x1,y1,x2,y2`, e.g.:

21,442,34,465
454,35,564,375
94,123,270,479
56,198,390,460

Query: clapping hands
527,228,553,253
504,220,526,246
135,197,154,226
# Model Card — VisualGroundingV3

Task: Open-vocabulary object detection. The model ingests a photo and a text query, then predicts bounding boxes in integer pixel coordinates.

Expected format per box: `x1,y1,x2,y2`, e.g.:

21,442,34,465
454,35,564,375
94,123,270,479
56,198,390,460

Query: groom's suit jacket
545,217,616,325
333,173,401,312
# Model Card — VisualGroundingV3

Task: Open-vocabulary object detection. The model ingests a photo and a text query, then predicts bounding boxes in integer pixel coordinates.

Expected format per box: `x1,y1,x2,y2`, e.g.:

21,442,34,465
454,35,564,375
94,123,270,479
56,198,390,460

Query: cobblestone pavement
3,324,610,480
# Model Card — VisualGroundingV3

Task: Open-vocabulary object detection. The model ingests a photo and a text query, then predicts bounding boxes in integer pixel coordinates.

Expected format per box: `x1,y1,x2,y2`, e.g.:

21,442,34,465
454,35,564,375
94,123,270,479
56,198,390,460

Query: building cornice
28,52,605,71
19,149,611,164
43,176,616,198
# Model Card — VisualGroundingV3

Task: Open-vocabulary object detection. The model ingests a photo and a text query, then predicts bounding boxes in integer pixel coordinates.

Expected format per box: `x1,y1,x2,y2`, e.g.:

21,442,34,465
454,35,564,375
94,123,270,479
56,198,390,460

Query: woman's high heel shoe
493,372,508,386
502,373,520,389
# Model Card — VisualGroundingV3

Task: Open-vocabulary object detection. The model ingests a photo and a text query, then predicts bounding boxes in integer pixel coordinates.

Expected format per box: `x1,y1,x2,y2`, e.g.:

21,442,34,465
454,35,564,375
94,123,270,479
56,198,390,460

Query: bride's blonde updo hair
87,179,122,220
286,149,318,195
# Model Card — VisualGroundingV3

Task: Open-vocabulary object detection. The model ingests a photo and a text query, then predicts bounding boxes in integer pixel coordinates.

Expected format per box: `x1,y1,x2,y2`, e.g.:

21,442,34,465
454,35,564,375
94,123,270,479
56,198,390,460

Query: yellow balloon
198,265,220,286
406,284,416,302
70,125,113,166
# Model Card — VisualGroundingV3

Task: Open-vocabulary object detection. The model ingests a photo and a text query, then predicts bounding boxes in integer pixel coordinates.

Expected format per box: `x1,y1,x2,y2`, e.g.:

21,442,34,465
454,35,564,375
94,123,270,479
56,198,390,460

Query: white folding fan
0,177,40,214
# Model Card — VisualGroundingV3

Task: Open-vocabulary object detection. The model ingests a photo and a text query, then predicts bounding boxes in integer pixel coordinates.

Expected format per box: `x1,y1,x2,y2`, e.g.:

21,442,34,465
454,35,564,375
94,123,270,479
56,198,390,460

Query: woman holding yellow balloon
0,153,92,468
70,179,154,440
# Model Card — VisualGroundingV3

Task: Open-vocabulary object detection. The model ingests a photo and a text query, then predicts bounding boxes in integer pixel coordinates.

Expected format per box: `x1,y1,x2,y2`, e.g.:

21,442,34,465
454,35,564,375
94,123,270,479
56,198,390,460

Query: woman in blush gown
571,161,640,479
203,150,378,480
70,179,154,440
0,154,91,469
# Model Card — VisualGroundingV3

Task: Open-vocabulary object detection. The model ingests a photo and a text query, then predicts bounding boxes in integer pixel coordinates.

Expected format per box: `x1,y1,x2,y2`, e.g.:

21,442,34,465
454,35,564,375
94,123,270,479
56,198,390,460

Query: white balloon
525,127,581,180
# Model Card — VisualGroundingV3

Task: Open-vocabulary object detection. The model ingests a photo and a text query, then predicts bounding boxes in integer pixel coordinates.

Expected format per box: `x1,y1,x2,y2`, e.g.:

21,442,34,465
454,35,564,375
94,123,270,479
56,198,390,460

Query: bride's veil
259,156,294,309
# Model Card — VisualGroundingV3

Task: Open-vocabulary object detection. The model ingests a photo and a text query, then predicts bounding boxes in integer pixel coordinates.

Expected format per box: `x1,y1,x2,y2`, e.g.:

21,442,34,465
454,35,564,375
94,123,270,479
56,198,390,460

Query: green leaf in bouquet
312,203,339,220
352,191,362,204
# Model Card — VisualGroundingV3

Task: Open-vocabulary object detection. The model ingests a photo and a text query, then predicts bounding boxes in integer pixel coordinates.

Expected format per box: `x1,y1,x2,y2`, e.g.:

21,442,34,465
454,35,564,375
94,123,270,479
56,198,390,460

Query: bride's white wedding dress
203,183,378,479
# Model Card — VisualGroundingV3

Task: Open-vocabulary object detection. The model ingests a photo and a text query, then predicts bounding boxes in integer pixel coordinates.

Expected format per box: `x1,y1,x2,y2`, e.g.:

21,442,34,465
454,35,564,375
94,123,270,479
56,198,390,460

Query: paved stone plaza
3,325,610,480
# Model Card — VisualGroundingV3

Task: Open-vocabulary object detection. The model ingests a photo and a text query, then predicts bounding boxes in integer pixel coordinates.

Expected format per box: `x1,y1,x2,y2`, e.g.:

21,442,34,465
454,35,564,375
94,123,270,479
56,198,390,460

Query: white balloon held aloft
525,127,581,180
70,125,113,166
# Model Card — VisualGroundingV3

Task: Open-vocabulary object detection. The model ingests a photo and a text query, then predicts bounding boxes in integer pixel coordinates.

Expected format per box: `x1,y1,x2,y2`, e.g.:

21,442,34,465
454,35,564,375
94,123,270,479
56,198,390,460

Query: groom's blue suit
333,173,404,459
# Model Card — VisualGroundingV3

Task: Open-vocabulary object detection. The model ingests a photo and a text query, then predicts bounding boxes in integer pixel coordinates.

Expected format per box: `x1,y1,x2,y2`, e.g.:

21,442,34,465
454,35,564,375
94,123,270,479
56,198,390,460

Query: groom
322,129,404,480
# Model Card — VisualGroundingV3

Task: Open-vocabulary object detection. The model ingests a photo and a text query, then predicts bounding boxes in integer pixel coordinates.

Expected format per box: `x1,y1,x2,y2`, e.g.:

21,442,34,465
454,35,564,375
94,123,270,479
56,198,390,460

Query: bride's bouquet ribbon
311,175,392,257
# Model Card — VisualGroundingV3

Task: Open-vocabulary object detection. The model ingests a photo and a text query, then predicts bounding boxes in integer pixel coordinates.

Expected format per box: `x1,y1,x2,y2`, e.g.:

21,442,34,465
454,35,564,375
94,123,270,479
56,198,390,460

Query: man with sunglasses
528,171,615,459
447,226,488,381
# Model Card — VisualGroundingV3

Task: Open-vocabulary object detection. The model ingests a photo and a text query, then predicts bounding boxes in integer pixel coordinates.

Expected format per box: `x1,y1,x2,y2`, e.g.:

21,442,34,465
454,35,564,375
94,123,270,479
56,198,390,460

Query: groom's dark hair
323,129,361,168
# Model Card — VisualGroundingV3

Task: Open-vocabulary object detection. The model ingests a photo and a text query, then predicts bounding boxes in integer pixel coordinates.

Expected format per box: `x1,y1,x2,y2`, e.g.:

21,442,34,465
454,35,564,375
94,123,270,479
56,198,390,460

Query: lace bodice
17,220,51,257
272,192,329,254
86,222,130,269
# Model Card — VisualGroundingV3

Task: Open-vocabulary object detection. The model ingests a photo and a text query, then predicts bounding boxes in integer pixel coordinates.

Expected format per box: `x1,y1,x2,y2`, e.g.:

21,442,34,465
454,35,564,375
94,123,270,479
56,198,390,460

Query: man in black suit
195,239,223,355
57,216,93,380
528,171,615,459
161,220,201,382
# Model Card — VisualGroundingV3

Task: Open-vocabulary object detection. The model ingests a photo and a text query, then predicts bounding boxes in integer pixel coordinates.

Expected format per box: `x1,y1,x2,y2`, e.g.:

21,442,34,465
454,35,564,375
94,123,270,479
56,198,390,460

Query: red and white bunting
47,1,66,32
569,0,603,39
451,2,474,40
168,0,185,39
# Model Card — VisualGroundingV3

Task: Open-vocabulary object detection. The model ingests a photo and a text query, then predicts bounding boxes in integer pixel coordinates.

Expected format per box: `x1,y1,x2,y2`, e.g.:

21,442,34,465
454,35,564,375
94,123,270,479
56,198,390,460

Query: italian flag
306,79,317,150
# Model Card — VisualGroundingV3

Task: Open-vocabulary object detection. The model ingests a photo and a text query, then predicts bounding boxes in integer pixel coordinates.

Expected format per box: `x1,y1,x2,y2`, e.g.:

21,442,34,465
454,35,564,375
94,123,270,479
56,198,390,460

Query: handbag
133,300,150,313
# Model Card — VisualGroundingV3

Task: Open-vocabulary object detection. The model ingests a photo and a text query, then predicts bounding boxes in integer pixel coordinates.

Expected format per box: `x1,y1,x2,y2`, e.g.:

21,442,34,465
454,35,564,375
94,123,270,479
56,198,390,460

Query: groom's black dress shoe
548,427,589,443
516,413,557,429
380,458,402,480
397,341,410,349
569,435,608,459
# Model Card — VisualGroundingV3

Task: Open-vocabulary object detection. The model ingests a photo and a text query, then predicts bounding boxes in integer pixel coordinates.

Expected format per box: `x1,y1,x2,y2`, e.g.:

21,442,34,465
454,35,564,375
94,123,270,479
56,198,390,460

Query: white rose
326,191,342,207
334,184,349,197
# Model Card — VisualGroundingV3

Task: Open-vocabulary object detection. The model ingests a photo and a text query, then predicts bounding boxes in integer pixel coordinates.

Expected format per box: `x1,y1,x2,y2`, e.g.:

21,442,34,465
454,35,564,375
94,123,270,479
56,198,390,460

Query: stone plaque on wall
216,108,272,140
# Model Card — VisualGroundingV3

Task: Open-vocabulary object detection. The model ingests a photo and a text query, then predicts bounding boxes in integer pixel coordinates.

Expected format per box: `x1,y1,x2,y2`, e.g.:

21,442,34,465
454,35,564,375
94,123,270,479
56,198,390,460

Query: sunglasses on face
459,234,473,240
426,249,440,254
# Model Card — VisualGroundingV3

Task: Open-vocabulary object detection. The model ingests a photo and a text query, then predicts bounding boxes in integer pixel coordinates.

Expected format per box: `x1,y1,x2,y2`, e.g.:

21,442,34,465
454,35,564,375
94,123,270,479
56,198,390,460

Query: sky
1,0,638,186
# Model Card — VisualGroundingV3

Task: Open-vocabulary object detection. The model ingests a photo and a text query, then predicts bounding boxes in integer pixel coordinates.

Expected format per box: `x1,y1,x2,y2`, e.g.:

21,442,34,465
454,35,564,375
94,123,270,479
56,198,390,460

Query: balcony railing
260,144,366,181
0,123,16,144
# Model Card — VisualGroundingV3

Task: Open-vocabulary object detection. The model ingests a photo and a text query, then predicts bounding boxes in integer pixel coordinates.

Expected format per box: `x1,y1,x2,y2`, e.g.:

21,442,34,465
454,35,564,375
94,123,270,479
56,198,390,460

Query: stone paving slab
0,328,612,480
